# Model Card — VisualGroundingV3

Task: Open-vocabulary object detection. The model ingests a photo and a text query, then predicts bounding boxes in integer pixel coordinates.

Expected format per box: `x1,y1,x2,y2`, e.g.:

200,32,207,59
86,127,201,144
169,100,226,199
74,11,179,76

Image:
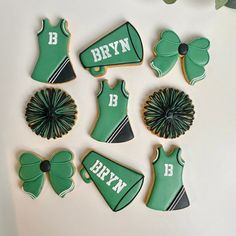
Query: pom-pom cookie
144,88,195,139
25,88,77,139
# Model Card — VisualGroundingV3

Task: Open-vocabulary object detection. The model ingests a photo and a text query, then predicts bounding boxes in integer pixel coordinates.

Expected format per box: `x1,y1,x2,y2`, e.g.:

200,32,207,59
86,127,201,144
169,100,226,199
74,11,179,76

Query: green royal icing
80,151,144,212
79,22,143,77
147,146,190,211
32,18,76,84
150,30,210,85
91,80,134,143
19,151,75,199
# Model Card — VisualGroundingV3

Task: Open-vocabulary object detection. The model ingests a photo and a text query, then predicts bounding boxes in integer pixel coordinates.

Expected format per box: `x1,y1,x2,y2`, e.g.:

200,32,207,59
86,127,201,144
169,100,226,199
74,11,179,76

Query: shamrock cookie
147,146,190,211
25,88,77,139
91,80,134,143
144,88,195,139
32,18,76,84
19,150,75,199
79,22,143,77
150,30,210,85
80,151,144,212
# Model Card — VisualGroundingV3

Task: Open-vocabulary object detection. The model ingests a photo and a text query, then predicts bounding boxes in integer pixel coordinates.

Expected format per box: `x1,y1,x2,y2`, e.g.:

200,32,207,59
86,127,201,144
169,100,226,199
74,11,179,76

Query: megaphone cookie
79,22,144,77
19,150,75,199
80,151,144,212
147,146,190,211
150,30,210,85
32,18,76,84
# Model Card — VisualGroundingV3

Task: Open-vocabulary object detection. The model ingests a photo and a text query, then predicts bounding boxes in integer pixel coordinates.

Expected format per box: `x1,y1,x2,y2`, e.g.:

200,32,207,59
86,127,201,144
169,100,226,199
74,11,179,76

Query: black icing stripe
106,116,128,143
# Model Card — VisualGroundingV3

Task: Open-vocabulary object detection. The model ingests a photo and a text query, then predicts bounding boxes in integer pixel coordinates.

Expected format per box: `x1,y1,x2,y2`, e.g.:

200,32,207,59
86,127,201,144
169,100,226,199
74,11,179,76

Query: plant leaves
216,0,229,9
163,0,177,4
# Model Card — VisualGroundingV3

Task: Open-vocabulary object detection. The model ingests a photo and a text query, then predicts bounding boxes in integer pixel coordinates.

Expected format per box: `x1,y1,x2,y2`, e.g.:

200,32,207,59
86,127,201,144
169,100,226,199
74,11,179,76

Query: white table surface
1,0,236,235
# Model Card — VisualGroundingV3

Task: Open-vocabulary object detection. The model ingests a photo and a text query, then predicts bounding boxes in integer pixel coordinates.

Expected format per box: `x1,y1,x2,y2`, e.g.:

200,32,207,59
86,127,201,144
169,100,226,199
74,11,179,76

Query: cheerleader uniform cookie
32,18,76,84
147,146,190,211
91,80,134,143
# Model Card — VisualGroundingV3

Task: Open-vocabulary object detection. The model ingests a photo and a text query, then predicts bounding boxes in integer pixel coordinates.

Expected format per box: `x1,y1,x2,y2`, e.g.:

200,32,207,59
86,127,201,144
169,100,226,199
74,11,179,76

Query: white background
1,0,236,235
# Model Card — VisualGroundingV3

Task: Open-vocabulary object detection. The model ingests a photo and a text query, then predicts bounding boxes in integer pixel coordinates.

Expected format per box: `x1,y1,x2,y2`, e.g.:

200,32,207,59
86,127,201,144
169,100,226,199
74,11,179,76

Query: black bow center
178,43,189,56
40,160,51,172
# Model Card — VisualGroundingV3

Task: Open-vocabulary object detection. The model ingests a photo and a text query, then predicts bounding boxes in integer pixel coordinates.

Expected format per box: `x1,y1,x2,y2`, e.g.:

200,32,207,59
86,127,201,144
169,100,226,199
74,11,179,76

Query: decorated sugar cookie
19,150,75,199
147,146,190,211
80,151,144,212
79,22,143,77
150,30,210,85
216,0,236,9
91,80,134,143
144,88,195,139
32,18,76,84
25,88,77,139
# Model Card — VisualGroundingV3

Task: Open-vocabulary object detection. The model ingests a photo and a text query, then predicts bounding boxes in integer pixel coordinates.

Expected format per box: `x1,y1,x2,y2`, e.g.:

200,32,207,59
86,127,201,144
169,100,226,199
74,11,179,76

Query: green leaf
216,0,229,9
163,0,177,4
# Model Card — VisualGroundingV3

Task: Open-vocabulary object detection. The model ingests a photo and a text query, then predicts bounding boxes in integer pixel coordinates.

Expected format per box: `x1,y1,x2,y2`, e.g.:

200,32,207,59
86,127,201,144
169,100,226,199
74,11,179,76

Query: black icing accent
40,160,51,172
48,58,76,83
167,186,190,211
178,43,189,56
172,191,190,210
60,19,69,37
110,119,134,143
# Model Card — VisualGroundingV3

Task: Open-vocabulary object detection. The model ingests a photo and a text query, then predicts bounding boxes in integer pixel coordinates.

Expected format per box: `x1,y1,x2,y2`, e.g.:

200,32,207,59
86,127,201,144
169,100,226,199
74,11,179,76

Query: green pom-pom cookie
25,88,77,139
144,88,195,139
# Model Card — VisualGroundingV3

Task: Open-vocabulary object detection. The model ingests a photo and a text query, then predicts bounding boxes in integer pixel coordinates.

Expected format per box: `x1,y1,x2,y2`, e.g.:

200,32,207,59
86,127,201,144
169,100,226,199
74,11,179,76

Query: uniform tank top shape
147,146,190,211
91,80,134,143
32,18,76,84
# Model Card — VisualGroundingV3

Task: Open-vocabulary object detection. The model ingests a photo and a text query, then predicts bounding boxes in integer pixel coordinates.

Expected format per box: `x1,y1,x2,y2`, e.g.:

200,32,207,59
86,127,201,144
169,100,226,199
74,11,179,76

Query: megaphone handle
80,168,92,183
89,66,105,77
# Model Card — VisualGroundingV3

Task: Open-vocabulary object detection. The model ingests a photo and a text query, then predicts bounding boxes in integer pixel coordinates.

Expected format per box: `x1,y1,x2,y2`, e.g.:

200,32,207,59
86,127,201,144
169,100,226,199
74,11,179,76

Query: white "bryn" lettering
108,41,119,55
90,38,130,62
91,48,102,63
99,45,112,60
106,172,119,186
112,180,127,194
89,160,127,194
119,38,130,52
97,166,110,181
90,160,103,174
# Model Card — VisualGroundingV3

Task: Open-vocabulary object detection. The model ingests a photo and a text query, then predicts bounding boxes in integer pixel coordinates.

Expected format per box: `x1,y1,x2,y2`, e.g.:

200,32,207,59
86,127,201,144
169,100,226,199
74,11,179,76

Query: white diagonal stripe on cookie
49,58,69,83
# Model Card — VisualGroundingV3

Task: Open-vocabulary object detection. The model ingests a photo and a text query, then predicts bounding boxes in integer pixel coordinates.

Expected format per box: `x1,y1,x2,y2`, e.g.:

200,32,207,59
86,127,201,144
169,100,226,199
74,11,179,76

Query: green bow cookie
19,150,75,199
150,30,210,85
